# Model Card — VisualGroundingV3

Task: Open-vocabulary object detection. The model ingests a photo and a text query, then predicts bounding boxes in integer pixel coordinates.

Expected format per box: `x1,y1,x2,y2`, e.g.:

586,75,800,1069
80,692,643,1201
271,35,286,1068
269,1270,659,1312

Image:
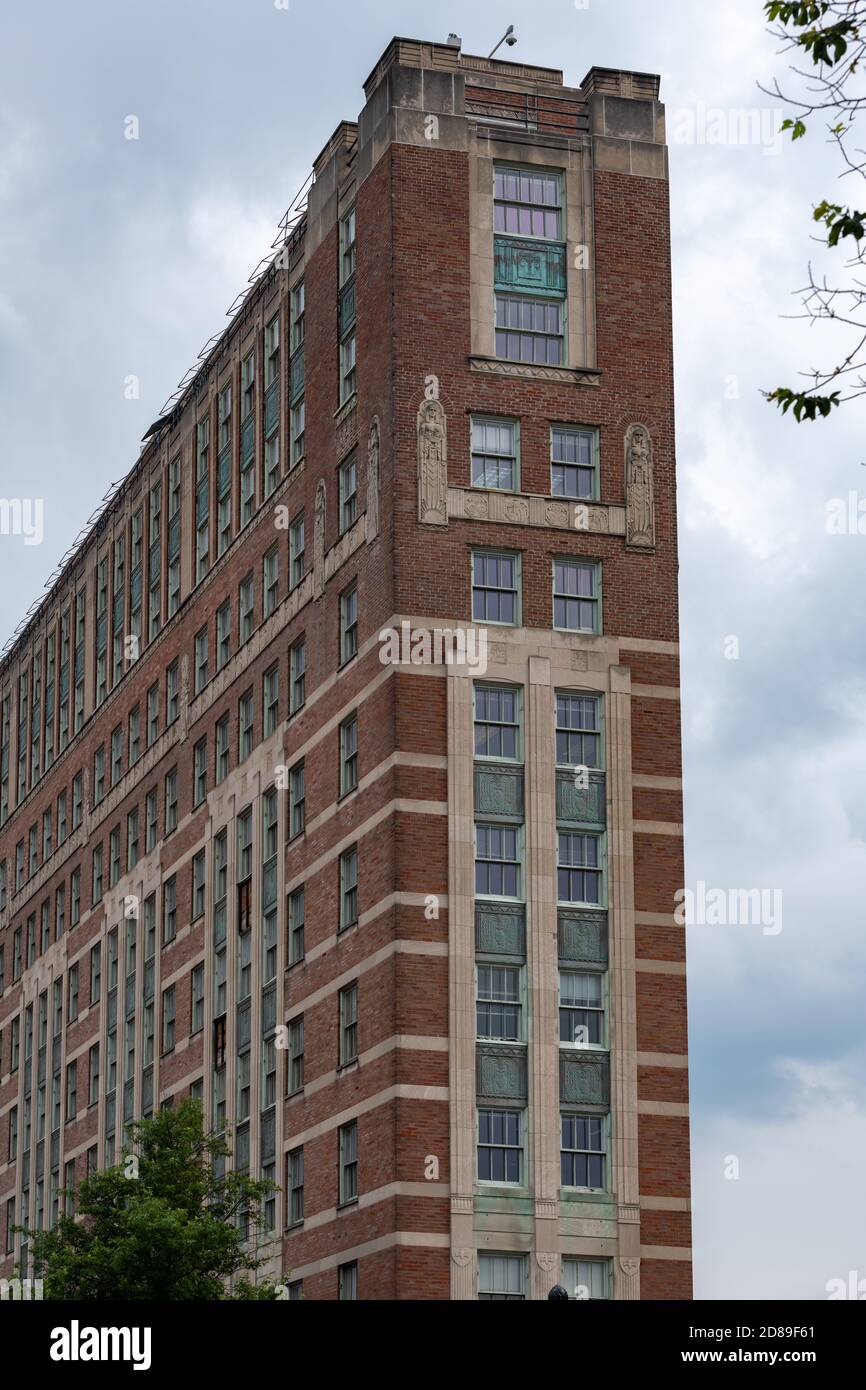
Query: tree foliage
24,1101,281,1300
762,1,866,419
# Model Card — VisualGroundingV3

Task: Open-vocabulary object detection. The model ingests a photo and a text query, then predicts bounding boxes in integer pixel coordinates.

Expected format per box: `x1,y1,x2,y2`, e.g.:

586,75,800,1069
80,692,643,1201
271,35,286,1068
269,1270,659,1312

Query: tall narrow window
195,416,210,583
338,455,358,533
339,982,358,1065
289,637,306,713
339,846,358,929
289,513,305,589
339,1119,358,1203
494,165,565,366
339,583,358,665
339,714,358,795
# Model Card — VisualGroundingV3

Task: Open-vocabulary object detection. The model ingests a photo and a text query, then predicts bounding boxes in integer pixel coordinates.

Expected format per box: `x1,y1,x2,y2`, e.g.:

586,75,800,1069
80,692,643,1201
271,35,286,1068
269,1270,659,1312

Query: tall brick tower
0,37,689,1301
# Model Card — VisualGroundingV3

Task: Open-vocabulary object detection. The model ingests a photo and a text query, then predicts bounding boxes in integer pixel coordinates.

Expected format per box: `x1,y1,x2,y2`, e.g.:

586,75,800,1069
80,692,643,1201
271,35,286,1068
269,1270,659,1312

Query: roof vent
446,33,462,50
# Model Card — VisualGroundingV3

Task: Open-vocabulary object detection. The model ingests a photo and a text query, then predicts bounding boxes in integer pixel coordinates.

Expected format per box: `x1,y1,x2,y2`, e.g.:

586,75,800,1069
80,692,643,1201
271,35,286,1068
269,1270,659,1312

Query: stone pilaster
447,665,477,1297
607,663,640,1298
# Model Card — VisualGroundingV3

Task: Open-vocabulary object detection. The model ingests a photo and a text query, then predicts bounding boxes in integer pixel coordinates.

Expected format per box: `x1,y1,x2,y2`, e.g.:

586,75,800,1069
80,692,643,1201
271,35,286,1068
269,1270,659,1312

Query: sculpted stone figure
417,398,448,526
625,423,655,548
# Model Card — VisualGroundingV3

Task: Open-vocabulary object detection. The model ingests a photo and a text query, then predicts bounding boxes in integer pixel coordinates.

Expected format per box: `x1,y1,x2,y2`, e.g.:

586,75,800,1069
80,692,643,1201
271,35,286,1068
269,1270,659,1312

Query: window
265,433,280,499
290,398,305,467
478,1109,522,1184
553,559,600,634
88,1044,99,1106
338,1263,357,1301
288,1016,304,1092
196,416,210,583
340,329,356,403
238,690,254,760
42,807,52,860
216,602,231,671
471,418,518,491
146,683,159,747
476,965,521,1042
495,167,562,238
128,705,141,765
475,825,521,899
495,294,564,366
291,281,305,351
287,1148,304,1226
263,665,279,737
557,831,602,906
215,715,230,783
239,574,254,643
265,313,280,388
338,454,358,533
163,876,177,944
164,767,178,834
339,846,358,929
110,725,123,786
191,964,204,1033
68,963,79,1022
242,350,255,419
559,970,605,1048
66,1060,77,1121
338,1120,358,1203
263,547,279,618
166,661,180,726
194,627,209,694
339,714,358,795
551,426,598,500
339,583,358,664
289,636,306,713
192,851,206,920
288,885,304,965
145,789,157,852
340,207,356,284
162,986,176,1052
555,692,601,768
56,790,68,846
494,166,565,365
193,737,208,807
92,842,104,901
70,867,81,925
90,944,101,1004
93,745,105,804
109,825,120,885
289,513,305,589
72,772,83,828
562,1257,611,1301
127,808,139,871
472,551,520,626
339,982,358,1065
479,1254,526,1301
560,1113,606,1189
474,686,520,761
289,762,305,839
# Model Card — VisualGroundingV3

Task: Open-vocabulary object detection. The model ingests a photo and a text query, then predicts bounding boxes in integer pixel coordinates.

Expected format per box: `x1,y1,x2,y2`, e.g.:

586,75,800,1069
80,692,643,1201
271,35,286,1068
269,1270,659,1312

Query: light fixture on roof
488,24,517,59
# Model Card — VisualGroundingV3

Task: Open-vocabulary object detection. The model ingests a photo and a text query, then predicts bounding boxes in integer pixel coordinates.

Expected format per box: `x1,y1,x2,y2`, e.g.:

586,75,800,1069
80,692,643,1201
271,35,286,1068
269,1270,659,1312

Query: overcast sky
1,0,864,1300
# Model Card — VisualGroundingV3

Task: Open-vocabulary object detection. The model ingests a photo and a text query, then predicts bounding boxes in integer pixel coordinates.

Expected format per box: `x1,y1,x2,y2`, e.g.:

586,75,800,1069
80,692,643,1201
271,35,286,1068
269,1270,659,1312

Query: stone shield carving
625,423,655,549
417,398,448,526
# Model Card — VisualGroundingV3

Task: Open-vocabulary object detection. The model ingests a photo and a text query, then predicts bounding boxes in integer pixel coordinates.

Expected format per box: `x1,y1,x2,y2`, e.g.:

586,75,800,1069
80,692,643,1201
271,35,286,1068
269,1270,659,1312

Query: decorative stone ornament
624,423,655,549
366,416,380,543
417,398,448,525
313,479,326,598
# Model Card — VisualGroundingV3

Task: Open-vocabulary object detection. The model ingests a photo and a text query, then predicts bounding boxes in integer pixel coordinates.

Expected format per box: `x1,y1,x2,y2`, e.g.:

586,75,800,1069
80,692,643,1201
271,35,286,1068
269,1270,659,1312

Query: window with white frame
287,884,304,965
216,602,231,671
477,1108,522,1184
479,1254,526,1301
290,397,305,467
239,574,254,643
338,454,358,534
263,665,279,737
287,1147,304,1226
339,982,358,1065
338,1262,357,1301
288,1015,304,1092
472,551,520,626
551,426,598,500
560,1113,606,1190
557,831,602,906
476,964,522,1042
555,692,602,768
289,636,306,713
475,824,521,900
288,762,304,839
471,418,519,491
339,846,358,929
340,713,358,795
340,329,356,403
562,1257,611,1300
553,559,600,634
559,970,605,1048
194,627,209,694
474,685,521,761
340,583,358,664
340,208,356,285
338,1119,358,1203
289,513,305,588
263,546,279,618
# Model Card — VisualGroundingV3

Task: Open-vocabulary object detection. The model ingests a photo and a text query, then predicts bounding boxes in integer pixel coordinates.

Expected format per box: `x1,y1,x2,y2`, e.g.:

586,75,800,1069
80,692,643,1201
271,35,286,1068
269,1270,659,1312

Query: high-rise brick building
0,36,689,1301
